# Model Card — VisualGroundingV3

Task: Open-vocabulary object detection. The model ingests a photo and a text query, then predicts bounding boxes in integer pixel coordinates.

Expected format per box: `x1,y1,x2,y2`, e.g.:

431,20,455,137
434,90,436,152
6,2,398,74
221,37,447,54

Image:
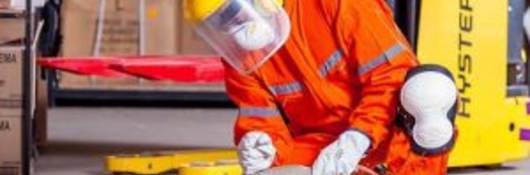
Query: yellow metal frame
508,97,530,152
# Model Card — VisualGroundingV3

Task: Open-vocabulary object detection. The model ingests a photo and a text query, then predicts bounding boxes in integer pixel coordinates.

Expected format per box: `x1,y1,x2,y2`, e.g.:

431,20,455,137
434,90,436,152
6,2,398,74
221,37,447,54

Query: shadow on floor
38,141,233,156
449,165,517,174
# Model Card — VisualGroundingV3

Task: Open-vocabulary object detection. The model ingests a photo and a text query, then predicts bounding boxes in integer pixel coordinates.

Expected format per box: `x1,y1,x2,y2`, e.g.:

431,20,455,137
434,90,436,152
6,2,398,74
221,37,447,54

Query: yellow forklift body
417,0,530,167
508,97,530,152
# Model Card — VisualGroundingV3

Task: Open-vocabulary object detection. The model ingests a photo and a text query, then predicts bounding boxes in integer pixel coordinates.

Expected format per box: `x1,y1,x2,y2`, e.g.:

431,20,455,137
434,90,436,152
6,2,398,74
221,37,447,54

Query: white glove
312,130,371,175
238,131,277,175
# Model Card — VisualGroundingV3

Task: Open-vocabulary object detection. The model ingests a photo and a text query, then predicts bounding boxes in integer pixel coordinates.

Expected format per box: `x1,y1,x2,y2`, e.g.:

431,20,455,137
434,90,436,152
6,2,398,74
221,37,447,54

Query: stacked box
0,46,23,175
175,1,215,55
0,13,24,45
59,0,222,91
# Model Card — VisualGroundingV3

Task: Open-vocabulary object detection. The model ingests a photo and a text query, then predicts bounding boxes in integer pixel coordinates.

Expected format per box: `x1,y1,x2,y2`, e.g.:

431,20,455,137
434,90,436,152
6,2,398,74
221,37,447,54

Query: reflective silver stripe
239,107,280,117
357,44,405,75
269,82,303,96
320,50,343,77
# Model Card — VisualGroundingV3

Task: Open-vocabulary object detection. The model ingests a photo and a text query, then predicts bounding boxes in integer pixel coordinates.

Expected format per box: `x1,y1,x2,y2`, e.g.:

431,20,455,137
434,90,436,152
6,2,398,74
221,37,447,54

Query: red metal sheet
38,55,226,83
109,55,225,83
38,57,128,77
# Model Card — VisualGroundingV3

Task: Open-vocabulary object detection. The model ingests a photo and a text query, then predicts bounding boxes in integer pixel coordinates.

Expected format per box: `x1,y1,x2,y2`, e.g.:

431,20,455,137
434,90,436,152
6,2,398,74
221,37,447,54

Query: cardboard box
0,0,8,9
0,16,24,45
0,46,23,175
35,67,47,147
59,0,181,90
61,0,180,56
60,0,213,56
62,0,139,56
0,0,44,10
178,20,216,55
0,117,21,175
175,1,215,55
145,0,181,55
0,46,23,117
59,0,221,91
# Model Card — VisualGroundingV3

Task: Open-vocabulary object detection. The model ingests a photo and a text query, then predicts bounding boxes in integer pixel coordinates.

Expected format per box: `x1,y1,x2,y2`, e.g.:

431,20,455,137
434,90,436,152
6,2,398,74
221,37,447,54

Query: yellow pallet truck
106,150,242,175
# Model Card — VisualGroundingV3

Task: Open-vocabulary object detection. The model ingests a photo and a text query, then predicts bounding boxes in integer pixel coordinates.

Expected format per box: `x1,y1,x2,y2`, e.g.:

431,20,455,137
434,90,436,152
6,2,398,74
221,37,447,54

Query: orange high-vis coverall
225,0,449,174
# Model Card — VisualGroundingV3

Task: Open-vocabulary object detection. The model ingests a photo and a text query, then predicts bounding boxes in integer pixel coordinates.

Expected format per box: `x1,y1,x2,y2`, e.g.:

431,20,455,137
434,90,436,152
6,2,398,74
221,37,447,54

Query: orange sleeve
223,62,293,165
331,0,418,149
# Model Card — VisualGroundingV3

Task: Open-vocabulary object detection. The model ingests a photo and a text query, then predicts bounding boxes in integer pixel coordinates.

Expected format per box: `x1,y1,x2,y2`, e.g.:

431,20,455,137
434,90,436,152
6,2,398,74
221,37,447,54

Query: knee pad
398,64,458,156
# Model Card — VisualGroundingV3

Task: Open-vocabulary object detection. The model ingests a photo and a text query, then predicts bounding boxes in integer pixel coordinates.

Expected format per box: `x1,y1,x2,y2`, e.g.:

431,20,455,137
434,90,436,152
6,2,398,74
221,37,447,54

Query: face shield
184,0,291,74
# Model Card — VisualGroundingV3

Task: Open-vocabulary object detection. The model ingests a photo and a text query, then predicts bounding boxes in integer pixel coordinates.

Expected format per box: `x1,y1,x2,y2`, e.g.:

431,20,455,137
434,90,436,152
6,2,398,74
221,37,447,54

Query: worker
183,0,458,175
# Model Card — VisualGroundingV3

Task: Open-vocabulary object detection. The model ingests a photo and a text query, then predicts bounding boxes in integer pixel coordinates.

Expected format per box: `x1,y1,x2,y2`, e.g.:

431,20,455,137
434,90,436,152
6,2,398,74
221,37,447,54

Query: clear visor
188,0,291,74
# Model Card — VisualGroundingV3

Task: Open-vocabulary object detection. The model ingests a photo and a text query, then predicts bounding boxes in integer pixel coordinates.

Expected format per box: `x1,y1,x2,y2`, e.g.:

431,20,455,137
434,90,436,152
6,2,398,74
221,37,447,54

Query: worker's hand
238,131,277,175
312,130,371,175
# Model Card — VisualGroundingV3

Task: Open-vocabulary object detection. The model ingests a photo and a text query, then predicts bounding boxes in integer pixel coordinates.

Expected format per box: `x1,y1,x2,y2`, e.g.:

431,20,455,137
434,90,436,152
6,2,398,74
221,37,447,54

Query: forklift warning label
458,0,472,118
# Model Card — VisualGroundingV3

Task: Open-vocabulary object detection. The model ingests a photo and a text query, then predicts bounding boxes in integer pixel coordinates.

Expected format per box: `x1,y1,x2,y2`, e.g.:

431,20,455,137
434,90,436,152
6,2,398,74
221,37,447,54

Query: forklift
105,0,530,174
414,0,530,167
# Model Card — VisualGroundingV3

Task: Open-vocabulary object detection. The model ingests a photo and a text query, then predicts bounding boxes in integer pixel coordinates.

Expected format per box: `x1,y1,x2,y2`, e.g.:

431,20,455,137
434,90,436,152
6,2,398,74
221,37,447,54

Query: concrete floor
35,107,530,175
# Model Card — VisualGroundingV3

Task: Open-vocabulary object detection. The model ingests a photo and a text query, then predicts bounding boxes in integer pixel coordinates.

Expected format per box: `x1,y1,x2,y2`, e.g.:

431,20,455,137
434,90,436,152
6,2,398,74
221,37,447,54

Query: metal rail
23,0,33,174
